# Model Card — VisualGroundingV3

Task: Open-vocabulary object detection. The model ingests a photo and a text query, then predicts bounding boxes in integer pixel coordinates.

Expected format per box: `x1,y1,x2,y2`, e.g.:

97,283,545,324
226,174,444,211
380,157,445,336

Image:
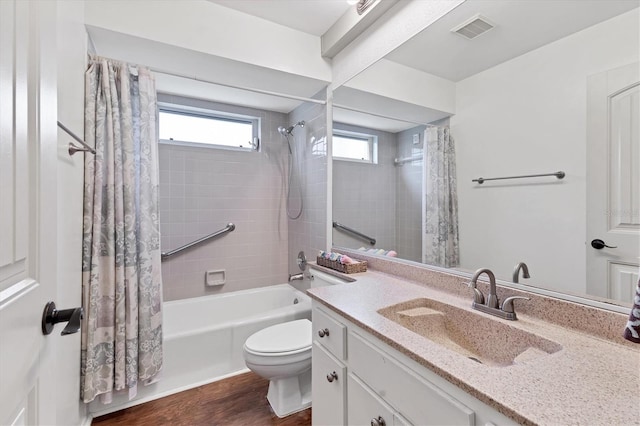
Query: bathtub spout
288,273,304,282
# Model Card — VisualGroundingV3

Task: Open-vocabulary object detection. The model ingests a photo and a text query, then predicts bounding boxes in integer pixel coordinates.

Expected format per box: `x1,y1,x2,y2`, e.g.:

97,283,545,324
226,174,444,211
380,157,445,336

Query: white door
0,1,59,424
586,62,640,302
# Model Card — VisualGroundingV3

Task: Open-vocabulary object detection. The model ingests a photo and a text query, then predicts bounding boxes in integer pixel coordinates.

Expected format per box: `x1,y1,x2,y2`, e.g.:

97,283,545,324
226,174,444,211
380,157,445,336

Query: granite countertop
307,268,640,426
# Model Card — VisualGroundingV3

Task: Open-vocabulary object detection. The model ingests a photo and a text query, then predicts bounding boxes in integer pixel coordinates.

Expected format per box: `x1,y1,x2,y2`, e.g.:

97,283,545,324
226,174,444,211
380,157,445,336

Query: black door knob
590,239,617,250
42,302,84,336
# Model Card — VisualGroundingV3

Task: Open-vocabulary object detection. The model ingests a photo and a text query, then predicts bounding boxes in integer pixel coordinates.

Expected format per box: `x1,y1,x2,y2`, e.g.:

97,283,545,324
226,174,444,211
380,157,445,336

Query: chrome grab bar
394,154,422,166
332,221,376,245
472,171,565,184
161,223,235,261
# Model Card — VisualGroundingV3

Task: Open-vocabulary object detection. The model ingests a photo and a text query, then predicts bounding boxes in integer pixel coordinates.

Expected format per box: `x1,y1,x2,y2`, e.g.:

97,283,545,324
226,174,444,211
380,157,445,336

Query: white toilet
243,319,312,417
242,269,345,417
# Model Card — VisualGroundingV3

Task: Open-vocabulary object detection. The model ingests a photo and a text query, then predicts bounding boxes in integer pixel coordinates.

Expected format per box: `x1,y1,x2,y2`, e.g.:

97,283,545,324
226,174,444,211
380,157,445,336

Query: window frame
158,102,260,152
332,129,378,164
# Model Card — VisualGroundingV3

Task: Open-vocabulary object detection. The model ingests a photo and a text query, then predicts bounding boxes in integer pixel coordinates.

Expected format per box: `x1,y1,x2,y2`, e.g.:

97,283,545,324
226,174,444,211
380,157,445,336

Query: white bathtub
89,284,311,417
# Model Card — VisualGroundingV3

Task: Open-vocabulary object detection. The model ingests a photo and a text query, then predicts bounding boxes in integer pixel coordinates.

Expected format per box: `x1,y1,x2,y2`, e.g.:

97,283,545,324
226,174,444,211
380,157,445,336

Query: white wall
55,1,87,424
452,10,639,295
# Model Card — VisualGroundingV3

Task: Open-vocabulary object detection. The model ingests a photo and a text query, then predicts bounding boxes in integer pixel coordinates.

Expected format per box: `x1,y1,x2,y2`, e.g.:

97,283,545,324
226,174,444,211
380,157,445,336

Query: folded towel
623,277,640,343
357,247,397,257
318,251,359,265
339,255,357,264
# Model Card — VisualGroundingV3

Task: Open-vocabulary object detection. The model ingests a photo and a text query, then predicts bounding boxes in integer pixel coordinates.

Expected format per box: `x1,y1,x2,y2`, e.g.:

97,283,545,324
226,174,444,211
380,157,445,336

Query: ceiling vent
451,14,495,40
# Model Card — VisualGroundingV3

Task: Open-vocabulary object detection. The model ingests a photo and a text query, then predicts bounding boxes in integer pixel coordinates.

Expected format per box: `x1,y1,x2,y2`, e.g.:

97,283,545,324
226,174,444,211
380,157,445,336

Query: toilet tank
310,268,350,288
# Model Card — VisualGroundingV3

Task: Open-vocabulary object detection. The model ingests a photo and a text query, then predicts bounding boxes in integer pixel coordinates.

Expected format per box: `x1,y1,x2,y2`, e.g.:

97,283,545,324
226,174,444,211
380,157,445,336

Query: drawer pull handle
371,416,386,426
326,371,338,382
318,328,330,338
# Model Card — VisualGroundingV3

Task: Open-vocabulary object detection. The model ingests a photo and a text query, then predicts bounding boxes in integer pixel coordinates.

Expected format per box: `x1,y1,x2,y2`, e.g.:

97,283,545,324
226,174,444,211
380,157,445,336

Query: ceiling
207,0,639,82
386,0,640,82
208,0,353,36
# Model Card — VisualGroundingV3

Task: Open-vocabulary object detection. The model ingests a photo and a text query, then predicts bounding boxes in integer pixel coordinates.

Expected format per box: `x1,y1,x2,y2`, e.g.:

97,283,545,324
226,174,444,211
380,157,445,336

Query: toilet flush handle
318,328,330,338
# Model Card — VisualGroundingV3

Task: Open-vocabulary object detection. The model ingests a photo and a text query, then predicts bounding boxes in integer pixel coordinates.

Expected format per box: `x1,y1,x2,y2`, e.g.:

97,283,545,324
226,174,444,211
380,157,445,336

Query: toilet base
266,368,312,418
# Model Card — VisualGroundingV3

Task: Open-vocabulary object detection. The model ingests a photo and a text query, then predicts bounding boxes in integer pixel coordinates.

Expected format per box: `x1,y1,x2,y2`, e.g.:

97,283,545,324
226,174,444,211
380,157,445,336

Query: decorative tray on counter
316,256,367,274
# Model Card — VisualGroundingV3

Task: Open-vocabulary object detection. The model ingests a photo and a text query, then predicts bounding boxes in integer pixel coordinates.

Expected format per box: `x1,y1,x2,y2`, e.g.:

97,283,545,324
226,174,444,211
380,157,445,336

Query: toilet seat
244,319,311,356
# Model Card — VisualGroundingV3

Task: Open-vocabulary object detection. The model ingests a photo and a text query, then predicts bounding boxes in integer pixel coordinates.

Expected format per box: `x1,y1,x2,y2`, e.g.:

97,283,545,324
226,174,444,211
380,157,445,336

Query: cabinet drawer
313,307,346,359
348,373,411,426
348,331,475,426
312,342,346,426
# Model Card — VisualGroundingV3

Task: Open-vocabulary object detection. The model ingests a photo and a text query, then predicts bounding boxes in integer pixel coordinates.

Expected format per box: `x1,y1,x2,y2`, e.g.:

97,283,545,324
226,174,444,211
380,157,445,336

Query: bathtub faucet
288,273,304,282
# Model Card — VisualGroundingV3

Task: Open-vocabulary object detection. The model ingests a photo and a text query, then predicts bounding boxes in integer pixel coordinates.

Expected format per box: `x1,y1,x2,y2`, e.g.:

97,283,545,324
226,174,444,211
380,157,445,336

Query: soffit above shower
85,0,332,84
207,0,352,36
386,0,640,82
333,86,451,133
86,26,328,114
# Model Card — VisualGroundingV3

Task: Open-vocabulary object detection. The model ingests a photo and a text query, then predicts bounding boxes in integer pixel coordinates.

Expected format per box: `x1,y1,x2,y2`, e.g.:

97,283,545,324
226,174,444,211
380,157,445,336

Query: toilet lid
245,319,311,354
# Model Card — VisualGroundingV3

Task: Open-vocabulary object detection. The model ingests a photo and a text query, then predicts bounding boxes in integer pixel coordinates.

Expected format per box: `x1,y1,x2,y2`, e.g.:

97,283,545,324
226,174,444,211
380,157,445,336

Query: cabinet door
313,307,347,359
312,342,346,426
393,413,412,426
347,373,396,426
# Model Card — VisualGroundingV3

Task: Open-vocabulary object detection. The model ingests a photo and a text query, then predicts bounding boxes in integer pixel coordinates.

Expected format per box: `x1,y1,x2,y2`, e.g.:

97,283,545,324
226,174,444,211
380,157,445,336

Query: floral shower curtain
81,58,163,403
422,126,460,268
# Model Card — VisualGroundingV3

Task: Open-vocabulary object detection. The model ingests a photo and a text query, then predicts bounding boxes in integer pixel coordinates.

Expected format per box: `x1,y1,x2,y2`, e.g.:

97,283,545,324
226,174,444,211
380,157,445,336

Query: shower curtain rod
57,121,96,155
333,103,444,127
151,68,327,106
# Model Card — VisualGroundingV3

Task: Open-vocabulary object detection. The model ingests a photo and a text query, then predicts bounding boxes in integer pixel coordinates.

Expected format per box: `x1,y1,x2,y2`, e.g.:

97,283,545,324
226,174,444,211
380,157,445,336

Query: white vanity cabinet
311,301,518,426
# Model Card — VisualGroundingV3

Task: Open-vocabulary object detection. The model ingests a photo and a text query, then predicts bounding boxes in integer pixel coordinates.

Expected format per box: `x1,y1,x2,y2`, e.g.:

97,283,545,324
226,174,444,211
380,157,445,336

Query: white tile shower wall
158,95,290,301
332,123,397,253
395,125,426,262
287,95,328,275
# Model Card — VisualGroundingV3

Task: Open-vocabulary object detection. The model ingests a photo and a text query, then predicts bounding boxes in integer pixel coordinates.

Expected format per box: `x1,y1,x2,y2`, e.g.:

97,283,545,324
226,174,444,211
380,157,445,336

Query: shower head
277,126,290,136
278,121,305,136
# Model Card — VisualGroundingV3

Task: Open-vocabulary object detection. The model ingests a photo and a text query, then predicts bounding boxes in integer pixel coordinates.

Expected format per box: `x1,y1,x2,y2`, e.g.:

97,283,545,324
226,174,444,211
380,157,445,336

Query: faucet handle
501,296,530,314
467,283,485,305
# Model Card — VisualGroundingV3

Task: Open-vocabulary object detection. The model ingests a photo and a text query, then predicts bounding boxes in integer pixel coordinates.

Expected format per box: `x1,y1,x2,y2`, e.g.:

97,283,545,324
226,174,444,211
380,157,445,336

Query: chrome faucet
470,268,499,308
512,262,530,283
288,273,304,282
468,267,529,320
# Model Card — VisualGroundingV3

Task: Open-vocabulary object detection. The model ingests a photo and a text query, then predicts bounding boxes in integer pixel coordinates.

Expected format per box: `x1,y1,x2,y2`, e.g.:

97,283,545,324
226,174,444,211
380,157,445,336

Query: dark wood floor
92,372,311,426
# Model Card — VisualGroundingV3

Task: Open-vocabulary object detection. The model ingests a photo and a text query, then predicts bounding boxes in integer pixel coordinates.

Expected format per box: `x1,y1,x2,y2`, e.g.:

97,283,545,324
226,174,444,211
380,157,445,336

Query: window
159,107,259,151
333,130,377,164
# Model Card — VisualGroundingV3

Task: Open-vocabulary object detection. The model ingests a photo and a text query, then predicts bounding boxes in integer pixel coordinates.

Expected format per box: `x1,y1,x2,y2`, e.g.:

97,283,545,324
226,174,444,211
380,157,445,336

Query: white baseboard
80,414,93,426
